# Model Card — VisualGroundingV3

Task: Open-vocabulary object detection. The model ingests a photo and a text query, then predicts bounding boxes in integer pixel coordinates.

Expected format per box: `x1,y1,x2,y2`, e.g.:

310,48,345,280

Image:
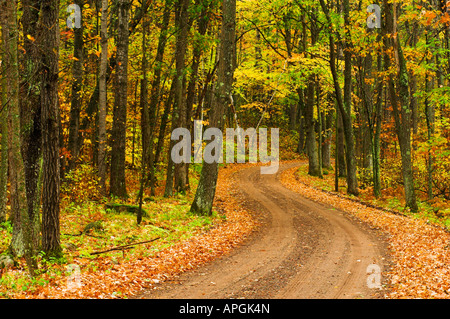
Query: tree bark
98,0,108,195
0,74,7,224
68,0,84,170
383,0,418,212
341,0,358,196
146,2,171,195
110,0,131,199
322,110,332,169
185,0,211,190
296,88,305,154
173,0,191,193
190,0,236,215
305,74,320,176
319,0,358,195
19,0,42,249
1,0,38,275
40,0,62,257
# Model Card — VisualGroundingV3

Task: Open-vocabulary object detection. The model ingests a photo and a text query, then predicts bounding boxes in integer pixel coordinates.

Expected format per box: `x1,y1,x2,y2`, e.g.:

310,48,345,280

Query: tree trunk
319,0,358,195
372,53,383,198
154,81,175,196
297,88,305,154
322,110,332,169
341,0,358,196
1,0,38,276
185,1,211,190
68,0,84,170
305,75,320,176
316,82,323,178
0,80,7,224
425,32,435,200
40,0,62,257
173,0,190,193
337,105,347,177
146,2,171,194
98,0,108,195
0,26,8,223
383,0,418,212
110,0,131,199
78,0,152,155
19,0,42,250
190,0,236,216
358,27,383,198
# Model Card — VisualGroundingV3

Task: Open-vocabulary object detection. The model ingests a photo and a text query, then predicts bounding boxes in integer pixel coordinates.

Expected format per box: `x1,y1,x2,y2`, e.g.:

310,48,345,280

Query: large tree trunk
190,0,236,216
19,0,42,251
110,0,131,199
98,0,108,195
1,0,38,276
40,0,62,257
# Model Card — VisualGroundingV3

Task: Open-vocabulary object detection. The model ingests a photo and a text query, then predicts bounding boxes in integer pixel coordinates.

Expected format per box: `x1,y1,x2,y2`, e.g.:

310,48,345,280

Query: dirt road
139,162,389,299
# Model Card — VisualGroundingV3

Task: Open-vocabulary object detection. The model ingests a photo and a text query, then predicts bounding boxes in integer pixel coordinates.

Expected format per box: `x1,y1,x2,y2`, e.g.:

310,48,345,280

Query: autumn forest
0,0,449,300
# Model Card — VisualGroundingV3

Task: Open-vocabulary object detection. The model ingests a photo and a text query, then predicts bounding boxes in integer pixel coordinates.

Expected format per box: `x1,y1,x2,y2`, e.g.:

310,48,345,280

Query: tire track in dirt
138,162,389,299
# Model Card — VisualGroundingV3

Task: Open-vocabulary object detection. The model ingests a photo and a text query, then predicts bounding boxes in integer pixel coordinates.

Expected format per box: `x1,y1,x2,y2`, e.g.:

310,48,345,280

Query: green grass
0,165,222,298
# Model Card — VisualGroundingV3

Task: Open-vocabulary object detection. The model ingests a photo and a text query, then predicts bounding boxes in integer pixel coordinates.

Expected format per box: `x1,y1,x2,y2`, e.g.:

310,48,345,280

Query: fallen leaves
3,164,257,299
280,163,450,299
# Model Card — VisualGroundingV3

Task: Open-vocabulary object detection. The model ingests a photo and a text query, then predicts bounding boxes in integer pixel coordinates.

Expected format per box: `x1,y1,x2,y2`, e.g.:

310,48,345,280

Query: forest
0,0,449,299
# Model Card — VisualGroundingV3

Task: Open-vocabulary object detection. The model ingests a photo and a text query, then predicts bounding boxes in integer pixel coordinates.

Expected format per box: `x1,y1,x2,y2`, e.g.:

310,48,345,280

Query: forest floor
0,163,257,298
281,161,450,298
137,160,450,299
1,160,449,299
137,161,389,299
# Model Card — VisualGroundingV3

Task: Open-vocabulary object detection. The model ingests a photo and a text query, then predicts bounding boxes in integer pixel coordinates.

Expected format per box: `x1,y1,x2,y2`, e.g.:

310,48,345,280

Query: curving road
138,162,389,299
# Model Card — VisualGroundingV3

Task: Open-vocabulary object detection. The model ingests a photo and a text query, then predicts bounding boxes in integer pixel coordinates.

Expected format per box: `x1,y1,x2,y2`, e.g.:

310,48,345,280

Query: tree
98,0,109,195
145,0,172,196
0,60,7,224
190,0,236,216
319,0,359,196
19,0,42,252
110,0,131,199
68,0,84,170
1,0,39,275
383,0,418,212
40,0,62,257
304,11,321,177
172,0,191,193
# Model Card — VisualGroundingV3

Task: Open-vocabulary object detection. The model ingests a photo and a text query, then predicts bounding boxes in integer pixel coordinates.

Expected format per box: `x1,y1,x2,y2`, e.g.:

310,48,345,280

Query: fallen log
89,237,161,256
